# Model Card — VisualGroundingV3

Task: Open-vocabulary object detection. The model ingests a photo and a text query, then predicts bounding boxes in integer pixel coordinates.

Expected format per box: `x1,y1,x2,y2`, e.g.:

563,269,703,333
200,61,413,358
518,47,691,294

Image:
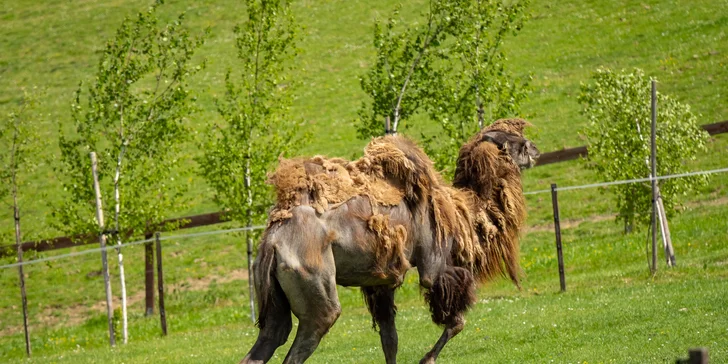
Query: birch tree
357,0,531,179
423,0,530,178
0,88,41,356
357,0,466,138
579,68,710,230
54,2,208,343
197,0,303,322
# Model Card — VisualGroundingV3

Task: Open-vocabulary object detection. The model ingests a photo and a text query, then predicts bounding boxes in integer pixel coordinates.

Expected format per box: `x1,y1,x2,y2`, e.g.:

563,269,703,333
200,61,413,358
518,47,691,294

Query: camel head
453,118,539,196
477,118,540,170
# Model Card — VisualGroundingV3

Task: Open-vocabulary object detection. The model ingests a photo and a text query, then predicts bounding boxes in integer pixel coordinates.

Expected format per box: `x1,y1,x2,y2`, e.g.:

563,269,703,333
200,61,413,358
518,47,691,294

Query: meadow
1,0,727,362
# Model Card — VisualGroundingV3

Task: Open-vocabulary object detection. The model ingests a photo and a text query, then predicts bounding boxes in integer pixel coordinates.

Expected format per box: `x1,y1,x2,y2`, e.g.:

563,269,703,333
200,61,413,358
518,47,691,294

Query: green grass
1,0,727,362
2,203,726,362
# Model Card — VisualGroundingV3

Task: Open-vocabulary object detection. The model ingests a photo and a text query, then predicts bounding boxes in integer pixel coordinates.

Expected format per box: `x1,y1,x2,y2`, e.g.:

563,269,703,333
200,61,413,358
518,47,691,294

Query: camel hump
266,135,442,224
358,135,441,205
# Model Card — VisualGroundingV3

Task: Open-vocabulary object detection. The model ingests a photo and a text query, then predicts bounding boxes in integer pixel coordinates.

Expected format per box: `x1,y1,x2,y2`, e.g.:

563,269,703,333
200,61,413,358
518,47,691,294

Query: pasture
1,0,727,362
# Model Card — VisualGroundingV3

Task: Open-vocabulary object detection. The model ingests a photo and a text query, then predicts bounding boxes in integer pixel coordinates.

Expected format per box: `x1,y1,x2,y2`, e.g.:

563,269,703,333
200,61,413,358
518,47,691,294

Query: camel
240,118,540,364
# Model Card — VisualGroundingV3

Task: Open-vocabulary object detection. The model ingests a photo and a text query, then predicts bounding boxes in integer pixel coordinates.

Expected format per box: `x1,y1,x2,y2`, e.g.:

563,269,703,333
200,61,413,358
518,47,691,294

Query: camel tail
254,232,289,329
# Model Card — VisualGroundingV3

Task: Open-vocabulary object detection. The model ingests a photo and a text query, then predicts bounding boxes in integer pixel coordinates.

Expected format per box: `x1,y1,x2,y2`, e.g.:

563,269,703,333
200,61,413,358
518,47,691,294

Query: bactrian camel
240,118,540,363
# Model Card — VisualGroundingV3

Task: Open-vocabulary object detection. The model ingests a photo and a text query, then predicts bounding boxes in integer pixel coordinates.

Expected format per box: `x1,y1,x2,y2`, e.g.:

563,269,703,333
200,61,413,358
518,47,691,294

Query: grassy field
1,0,727,362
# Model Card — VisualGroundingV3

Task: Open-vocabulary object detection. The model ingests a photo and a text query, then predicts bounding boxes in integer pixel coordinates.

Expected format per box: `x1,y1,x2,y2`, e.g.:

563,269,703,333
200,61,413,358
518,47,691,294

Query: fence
0,223,266,357
2,165,726,355
526,167,728,292
1,120,726,358
534,120,727,166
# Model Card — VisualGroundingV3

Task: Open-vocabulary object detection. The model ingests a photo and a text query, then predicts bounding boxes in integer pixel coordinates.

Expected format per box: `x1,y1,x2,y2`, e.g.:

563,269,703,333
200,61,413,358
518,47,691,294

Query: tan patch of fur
485,118,532,136
367,214,410,280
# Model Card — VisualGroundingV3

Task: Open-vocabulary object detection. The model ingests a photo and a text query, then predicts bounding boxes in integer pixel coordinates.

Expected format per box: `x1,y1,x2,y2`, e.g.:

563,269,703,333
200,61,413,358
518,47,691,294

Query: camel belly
330,241,406,287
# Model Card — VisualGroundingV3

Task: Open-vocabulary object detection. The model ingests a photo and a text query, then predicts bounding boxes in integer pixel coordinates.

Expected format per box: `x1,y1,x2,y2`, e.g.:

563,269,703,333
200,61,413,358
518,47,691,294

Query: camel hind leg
240,275,292,363
362,286,398,364
240,233,293,364
272,206,341,364
420,266,476,364
277,243,340,364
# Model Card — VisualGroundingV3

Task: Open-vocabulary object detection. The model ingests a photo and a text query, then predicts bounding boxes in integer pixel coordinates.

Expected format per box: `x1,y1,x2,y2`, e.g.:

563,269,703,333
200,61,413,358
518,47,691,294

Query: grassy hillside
1,0,726,233
1,0,726,362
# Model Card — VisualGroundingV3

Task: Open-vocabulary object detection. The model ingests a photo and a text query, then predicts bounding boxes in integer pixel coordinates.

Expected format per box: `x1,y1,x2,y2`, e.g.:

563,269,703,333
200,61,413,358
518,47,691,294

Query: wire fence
0,223,268,358
0,165,726,358
524,167,728,195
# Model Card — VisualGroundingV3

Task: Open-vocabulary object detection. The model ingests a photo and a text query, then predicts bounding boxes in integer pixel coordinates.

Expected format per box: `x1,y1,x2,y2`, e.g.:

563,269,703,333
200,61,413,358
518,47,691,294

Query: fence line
0,225,265,270
524,167,728,196
534,120,728,166
4,166,727,270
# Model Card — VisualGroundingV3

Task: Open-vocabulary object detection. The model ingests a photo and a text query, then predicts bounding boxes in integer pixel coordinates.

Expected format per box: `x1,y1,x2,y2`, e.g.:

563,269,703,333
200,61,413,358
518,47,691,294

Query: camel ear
502,141,510,153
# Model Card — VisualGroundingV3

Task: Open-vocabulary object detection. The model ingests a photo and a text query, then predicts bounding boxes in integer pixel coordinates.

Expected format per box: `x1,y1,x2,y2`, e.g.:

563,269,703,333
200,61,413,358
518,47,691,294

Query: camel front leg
420,266,476,363
419,314,464,364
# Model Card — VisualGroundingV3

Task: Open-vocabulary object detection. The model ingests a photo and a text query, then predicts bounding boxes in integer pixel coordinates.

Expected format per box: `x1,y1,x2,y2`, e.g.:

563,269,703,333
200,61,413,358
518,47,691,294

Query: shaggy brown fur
424,266,477,325
265,119,529,287
243,118,537,364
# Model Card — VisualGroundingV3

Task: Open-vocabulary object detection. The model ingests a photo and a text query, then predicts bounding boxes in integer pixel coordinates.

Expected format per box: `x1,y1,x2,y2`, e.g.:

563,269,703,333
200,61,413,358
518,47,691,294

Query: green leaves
357,0,530,179
55,3,208,237
0,89,42,202
197,0,304,228
356,1,461,139
426,0,531,178
579,68,710,230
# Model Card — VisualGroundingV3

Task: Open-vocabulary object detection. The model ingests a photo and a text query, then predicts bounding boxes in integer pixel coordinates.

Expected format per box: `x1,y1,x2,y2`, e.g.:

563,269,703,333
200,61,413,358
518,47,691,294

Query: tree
357,0,531,179
423,0,530,177
579,68,710,230
0,88,42,357
356,0,466,139
197,0,303,322
54,1,208,343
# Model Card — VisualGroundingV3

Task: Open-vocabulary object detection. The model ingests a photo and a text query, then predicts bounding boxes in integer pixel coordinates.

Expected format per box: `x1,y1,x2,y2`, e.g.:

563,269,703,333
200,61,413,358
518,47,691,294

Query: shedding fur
265,118,531,295
367,214,410,280
245,119,539,363
424,266,477,326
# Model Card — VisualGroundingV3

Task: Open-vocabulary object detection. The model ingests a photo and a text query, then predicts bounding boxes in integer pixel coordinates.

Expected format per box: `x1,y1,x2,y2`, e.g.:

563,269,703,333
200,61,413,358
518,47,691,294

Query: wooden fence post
676,347,709,364
551,183,566,292
144,233,154,316
650,80,658,274
90,152,116,347
656,191,676,266
155,232,167,336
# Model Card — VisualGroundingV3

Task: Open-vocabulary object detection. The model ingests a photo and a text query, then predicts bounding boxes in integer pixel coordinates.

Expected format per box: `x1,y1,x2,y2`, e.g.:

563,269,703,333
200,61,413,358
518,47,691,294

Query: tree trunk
244,158,256,323
113,145,128,344
13,196,31,356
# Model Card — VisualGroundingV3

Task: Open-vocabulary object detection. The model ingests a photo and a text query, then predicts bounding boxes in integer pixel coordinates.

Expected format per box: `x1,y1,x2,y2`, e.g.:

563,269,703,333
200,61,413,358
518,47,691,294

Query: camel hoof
240,356,264,364
419,356,436,364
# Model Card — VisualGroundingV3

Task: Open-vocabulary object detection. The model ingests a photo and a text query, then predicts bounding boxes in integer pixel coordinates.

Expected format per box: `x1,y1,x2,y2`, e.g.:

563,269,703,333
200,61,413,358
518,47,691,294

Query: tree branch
392,0,442,133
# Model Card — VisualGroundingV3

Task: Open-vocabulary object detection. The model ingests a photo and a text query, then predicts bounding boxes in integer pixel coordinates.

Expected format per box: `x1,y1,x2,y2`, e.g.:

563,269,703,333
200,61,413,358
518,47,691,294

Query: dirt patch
526,214,615,233
0,269,250,337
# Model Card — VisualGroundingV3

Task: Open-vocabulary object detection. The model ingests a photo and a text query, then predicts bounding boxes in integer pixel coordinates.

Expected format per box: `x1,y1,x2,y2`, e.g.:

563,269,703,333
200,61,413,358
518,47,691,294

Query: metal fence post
551,183,566,292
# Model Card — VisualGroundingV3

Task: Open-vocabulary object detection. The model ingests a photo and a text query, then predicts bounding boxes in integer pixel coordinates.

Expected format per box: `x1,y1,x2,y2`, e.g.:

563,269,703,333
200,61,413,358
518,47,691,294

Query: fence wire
3,166,727,271
0,225,266,270
524,167,728,195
